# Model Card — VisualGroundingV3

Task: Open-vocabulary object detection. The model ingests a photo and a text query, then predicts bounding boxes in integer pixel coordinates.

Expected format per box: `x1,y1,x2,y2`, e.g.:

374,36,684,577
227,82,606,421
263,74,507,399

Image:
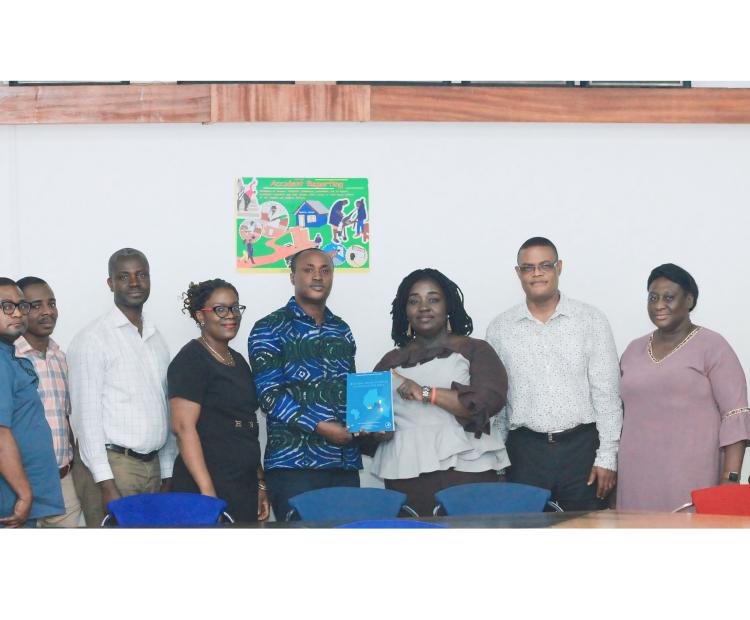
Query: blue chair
433,482,562,516
286,487,418,521
101,492,234,527
336,519,446,529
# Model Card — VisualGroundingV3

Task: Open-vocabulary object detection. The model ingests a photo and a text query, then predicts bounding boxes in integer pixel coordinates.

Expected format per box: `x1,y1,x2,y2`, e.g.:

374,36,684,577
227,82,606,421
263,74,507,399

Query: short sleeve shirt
0,340,64,519
168,340,261,481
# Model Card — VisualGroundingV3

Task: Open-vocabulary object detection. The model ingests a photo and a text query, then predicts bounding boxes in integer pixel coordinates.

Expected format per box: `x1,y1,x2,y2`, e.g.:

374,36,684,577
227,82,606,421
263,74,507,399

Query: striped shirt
248,297,361,471
15,336,72,468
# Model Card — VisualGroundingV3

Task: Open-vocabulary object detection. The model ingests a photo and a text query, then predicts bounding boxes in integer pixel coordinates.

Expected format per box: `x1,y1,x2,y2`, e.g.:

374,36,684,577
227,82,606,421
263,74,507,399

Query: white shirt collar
107,306,156,339
516,291,574,323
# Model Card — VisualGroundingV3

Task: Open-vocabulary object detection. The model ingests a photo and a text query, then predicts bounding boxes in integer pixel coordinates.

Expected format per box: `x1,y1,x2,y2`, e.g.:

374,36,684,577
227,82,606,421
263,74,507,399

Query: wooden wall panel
210,83,370,122
0,84,210,124
370,85,750,123
2,83,750,124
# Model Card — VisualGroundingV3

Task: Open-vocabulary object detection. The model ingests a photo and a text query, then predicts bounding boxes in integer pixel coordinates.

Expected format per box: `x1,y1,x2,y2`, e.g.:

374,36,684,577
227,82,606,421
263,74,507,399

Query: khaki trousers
37,471,83,528
72,443,161,527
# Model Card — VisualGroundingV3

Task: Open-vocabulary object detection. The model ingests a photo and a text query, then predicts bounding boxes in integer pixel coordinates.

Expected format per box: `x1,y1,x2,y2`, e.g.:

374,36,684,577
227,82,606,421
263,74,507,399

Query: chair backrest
103,492,230,527
691,485,750,516
287,487,407,521
434,482,552,516
336,519,446,529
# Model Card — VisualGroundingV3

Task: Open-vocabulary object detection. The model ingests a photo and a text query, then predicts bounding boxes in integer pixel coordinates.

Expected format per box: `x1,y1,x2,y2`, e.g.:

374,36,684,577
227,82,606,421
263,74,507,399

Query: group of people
2,236,749,527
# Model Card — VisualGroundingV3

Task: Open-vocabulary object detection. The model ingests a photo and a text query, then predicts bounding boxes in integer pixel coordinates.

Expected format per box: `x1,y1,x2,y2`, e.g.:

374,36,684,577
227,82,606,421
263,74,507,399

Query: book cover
346,371,394,433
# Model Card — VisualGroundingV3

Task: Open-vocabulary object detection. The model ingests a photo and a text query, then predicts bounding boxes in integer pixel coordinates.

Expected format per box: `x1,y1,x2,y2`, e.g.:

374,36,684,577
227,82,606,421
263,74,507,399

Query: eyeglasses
1,300,31,316
200,304,246,318
517,260,559,274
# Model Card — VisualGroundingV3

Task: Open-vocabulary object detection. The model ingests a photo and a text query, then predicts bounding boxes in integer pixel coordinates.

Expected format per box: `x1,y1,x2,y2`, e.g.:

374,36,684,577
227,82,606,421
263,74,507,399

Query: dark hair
517,236,558,262
647,263,699,311
16,276,47,291
390,268,473,347
182,279,239,325
288,248,332,273
108,248,149,277
0,277,18,288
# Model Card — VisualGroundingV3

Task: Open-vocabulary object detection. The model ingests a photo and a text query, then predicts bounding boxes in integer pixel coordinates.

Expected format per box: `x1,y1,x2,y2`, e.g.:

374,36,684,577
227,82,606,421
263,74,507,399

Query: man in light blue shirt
0,277,63,528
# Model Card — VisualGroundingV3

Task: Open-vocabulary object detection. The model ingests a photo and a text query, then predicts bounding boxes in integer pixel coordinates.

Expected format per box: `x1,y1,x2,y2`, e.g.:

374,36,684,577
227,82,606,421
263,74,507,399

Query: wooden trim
0,84,211,124
210,84,370,122
3,83,750,124
370,85,750,123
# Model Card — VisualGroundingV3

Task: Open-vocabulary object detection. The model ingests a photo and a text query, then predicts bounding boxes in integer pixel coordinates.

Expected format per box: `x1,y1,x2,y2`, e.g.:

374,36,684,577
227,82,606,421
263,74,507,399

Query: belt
105,443,159,462
59,462,72,479
514,422,596,444
231,418,256,431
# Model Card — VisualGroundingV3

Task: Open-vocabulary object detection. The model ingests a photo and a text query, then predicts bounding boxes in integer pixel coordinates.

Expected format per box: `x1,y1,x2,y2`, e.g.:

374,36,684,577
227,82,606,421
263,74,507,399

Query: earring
407,324,414,338
200,321,205,327
446,315,452,333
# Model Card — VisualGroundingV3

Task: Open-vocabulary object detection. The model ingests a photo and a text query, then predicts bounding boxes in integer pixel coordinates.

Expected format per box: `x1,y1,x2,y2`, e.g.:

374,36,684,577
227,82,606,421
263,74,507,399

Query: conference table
243,510,750,529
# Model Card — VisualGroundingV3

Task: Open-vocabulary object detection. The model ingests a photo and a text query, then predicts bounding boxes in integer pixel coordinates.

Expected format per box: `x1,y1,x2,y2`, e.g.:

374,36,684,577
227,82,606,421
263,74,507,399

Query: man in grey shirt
485,237,622,511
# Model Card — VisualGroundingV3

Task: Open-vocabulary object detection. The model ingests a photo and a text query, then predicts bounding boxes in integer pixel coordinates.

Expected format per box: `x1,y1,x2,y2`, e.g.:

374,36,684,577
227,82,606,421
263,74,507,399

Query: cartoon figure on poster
260,201,289,238
239,218,263,265
353,197,368,242
235,177,369,272
321,242,347,266
237,177,260,215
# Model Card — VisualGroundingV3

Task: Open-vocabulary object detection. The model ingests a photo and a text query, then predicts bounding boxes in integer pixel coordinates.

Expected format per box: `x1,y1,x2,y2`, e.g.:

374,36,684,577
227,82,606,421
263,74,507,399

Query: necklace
648,326,702,364
199,336,235,367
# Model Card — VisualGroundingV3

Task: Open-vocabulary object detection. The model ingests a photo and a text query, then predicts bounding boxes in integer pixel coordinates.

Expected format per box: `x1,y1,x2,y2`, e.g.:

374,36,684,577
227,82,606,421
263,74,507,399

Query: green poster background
235,177,370,272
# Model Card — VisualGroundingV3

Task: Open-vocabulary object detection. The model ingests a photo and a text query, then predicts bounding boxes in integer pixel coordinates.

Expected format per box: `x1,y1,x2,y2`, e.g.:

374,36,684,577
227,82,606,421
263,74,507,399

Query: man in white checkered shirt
68,248,177,527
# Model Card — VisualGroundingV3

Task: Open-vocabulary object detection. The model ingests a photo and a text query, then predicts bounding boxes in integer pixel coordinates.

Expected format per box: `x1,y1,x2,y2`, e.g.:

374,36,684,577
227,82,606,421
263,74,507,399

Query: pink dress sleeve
706,335,750,447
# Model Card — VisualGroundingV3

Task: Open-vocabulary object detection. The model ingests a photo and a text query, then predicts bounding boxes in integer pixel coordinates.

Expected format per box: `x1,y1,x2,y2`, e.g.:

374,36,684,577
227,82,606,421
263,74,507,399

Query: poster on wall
235,177,370,273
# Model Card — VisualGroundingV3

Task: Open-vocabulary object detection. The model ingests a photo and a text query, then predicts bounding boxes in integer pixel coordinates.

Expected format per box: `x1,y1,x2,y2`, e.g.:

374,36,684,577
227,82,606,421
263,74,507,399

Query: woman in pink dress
617,264,750,512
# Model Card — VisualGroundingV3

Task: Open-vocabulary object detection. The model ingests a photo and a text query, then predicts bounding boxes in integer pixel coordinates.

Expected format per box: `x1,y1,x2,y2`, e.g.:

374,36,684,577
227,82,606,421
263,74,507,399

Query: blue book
346,371,394,432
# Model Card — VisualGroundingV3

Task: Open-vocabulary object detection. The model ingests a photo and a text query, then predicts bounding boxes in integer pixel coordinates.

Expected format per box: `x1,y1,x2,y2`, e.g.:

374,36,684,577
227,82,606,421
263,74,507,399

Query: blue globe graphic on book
347,373,393,432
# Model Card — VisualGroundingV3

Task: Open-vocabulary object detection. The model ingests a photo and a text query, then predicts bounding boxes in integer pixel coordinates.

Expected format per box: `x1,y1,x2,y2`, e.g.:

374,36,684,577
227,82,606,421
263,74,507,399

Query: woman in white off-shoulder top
365,268,509,516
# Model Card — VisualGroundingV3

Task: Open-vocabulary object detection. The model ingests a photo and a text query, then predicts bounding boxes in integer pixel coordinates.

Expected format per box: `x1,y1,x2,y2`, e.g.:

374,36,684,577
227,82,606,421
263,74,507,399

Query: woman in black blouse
168,279,270,522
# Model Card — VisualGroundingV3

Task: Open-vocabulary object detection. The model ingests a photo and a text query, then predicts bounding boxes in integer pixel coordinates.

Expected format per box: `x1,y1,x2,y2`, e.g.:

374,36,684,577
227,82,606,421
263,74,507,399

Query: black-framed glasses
517,260,559,274
200,304,246,318
1,300,31,316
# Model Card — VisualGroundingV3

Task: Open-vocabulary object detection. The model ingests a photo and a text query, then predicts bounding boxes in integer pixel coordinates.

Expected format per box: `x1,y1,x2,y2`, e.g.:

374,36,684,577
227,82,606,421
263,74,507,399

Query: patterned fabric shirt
248,296,361,471
15,336,73,468
485,293,623,471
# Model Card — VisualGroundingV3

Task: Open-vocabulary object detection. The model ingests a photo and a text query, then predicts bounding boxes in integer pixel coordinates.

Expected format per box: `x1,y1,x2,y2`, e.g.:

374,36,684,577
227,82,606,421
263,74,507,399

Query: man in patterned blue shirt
249,248,361,520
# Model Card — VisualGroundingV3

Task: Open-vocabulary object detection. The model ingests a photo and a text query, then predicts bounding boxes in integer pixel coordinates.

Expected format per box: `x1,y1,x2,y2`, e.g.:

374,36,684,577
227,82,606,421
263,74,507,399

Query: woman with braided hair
367,268,510,515
168,278,270,522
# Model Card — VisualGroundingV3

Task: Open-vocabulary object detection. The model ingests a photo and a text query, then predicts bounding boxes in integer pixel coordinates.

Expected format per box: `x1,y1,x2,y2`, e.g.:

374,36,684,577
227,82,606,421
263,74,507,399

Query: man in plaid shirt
15,277,81,527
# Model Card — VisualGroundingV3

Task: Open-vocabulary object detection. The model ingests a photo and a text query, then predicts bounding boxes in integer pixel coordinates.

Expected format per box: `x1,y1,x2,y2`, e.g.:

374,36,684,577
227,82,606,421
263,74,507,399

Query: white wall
3,121,750,482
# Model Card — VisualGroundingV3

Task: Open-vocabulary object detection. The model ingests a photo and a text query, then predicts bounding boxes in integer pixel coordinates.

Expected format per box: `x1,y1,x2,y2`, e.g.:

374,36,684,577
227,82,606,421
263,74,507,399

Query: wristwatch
421,385,432,404
723,471,740,483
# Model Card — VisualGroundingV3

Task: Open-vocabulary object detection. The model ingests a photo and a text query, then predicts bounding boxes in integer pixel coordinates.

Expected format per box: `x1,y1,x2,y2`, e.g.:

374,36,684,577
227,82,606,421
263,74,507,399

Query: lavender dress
617,327,750,512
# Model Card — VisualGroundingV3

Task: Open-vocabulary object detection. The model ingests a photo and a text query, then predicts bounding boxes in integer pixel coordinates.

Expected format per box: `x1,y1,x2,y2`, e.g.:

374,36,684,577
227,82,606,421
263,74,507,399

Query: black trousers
506,424,607,512
265,468,360,521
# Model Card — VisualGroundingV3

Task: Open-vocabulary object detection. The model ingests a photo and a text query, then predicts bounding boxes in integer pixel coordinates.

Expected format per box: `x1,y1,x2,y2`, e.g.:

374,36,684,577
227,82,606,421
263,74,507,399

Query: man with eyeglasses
67,249,176,526
0,277,64,528
248,248,361,520
14,276,82,527
486,237,622,511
